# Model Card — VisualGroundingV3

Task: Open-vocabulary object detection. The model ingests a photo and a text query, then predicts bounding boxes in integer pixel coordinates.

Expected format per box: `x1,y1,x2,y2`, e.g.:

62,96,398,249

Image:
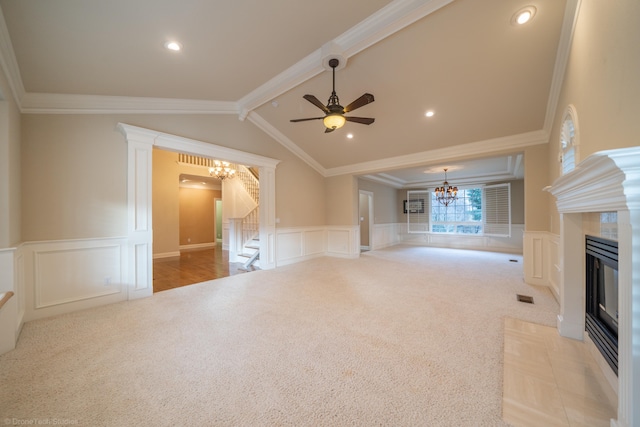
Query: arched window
560,105,579,175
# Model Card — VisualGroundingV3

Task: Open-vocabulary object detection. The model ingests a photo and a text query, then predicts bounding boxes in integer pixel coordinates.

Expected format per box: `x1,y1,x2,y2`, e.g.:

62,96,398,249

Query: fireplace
585,235,618,375
547,147,640,427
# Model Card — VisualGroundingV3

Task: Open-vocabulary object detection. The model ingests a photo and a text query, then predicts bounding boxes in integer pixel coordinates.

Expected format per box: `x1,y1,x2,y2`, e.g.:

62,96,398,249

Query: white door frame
359,190,373,251
118,123,280,299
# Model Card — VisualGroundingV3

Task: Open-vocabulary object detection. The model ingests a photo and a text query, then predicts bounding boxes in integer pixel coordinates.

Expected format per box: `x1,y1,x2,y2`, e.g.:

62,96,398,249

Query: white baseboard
179,242,216,251
153,251,180,259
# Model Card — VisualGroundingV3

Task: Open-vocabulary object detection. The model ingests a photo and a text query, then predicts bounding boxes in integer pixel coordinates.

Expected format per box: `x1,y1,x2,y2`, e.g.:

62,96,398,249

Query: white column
557,212,585,340
120,125,155,300
258,166,277,270
614,209,639,427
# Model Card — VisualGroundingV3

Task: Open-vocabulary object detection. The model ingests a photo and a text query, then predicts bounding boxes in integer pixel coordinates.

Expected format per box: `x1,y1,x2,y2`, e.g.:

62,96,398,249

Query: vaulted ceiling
0,0,574,188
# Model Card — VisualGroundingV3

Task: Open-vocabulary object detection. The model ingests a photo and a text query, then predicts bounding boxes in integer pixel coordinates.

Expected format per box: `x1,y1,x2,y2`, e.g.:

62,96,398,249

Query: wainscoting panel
397,223,524,254
371,223,401,250
326,226,359,258
133,242,150,292
548,234,560,300
35,245,123,308
23,238,128,321
275,228,325,266
305,230,325,256
523,231,554,287
276,231,304,262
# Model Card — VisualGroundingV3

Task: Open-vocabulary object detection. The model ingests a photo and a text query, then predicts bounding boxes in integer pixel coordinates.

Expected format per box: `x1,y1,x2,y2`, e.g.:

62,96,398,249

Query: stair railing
242,205,260,248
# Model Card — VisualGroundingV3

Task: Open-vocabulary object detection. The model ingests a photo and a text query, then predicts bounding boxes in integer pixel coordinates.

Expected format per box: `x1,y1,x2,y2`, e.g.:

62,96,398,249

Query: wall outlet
104,276,111,286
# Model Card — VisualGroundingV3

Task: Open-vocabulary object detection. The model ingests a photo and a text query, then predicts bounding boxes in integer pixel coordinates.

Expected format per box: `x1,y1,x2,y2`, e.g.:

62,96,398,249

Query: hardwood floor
153,245,256,293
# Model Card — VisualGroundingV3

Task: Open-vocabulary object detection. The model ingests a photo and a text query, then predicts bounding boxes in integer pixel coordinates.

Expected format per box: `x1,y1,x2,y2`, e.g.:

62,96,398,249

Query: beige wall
179,188,219,246
0,66,21,248
21,115,128,241
325,175,357,226
545,0,640,233
152,149,180,255
19,114,327,243
358,178,399,224
524,144,550,232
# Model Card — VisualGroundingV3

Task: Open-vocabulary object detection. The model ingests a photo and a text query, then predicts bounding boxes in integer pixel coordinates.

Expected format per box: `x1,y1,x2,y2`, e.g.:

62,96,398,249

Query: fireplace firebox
585,235,618,375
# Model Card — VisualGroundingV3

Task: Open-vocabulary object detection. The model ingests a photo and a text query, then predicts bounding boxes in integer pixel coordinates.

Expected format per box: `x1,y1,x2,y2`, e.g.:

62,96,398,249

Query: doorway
119,122,279,300
359,190,373,251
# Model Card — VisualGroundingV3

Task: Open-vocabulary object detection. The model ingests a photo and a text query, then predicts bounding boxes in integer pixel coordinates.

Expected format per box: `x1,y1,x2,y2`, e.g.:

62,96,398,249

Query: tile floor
503,318,618,426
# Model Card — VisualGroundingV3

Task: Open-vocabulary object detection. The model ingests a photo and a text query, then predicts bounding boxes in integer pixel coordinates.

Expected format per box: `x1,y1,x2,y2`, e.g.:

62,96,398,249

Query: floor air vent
516,294,534,304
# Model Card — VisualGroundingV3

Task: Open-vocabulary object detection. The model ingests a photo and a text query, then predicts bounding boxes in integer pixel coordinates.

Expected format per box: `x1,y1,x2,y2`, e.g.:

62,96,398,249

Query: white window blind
483,183,511,237
562,146,576,175
406,190,430,233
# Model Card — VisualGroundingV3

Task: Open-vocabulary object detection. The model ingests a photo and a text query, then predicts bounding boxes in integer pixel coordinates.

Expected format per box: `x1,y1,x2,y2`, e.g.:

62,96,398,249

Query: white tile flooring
503,318,617,426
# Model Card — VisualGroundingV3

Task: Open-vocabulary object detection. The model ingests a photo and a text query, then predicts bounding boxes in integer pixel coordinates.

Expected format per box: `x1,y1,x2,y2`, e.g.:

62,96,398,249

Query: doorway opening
359,190,373,252
151,149,253,293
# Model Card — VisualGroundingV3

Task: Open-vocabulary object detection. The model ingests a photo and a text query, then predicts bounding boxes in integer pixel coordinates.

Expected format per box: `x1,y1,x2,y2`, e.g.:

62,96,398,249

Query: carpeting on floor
0,245,558,426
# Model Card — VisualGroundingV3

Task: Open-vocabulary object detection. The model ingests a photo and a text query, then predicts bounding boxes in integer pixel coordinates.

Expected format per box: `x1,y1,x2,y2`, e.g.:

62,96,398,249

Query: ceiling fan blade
343,93,374,113
324,127,336,133
303,95,330,113
290,117,324,123
345,116,375,125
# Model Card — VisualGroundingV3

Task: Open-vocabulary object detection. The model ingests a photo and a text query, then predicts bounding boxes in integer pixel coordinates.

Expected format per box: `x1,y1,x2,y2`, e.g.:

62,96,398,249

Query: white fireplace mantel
548,147,640,427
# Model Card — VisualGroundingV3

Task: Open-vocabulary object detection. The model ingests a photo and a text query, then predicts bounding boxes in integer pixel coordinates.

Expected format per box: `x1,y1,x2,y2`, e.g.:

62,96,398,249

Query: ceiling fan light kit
290,58,375,133
323,113,346,130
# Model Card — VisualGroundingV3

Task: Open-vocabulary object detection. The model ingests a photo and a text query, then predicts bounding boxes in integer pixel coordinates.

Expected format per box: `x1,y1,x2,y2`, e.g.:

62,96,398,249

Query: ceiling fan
290,58,375,133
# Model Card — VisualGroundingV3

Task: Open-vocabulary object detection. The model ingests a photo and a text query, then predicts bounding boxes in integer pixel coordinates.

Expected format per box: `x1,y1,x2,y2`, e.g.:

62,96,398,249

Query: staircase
236,167,260,270
238,235,260,271
177,154,261,269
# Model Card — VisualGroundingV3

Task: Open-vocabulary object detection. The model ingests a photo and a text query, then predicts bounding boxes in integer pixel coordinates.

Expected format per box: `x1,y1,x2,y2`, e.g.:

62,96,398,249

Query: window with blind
406,190,430,233
407,184,511,237
560,105,579,175
483,183,511,237
430,188,482,234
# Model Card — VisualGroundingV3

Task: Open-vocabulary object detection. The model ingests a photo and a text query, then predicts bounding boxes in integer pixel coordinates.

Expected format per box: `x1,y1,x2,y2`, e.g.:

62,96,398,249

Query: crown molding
237,50,325,121
20,92,238,115
361,153,524,189
543,0,582,134
324,129,549,178
246,111,327,176
236,0,454,118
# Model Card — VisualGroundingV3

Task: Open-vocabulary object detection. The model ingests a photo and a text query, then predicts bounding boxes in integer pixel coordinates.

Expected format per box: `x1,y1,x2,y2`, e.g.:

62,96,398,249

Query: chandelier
434,168,458,206
209,160,236,180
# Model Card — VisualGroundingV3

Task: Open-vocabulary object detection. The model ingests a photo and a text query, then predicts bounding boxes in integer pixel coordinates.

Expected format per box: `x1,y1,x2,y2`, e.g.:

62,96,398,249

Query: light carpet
0,245,558,426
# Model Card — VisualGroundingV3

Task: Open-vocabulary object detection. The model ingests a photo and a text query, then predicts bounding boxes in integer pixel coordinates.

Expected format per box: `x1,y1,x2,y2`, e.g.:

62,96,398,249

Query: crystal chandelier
434,168,458,206
209,160,236,180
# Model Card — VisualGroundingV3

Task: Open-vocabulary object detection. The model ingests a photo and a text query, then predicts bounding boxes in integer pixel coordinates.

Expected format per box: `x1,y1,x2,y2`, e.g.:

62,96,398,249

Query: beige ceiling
0,0,571,187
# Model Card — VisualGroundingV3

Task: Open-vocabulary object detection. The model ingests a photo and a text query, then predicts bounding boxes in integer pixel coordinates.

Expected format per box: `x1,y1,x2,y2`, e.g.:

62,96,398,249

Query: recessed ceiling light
347,133,354,139
164,41,182,51
512,6,536,25
425,110,435,118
